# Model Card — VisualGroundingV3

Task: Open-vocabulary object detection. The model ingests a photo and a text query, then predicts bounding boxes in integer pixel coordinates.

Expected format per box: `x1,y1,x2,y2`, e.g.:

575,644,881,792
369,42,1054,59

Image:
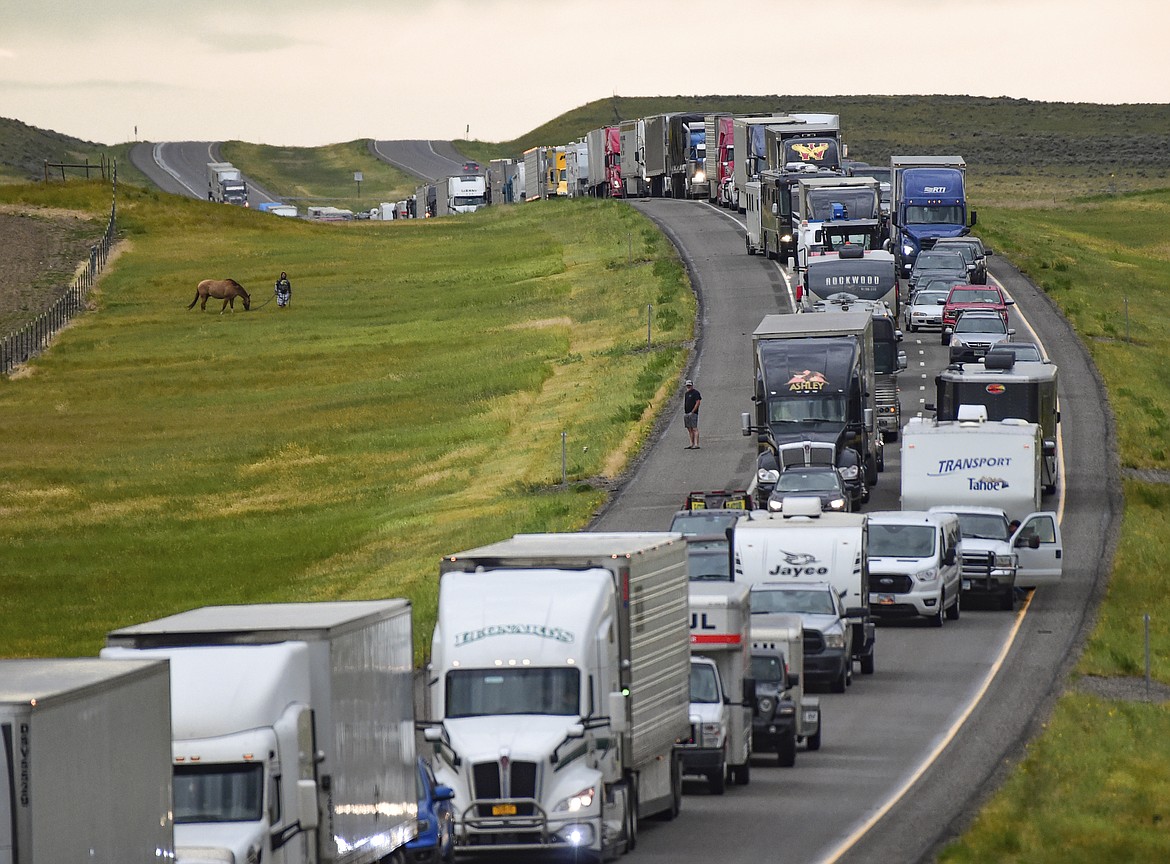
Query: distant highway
370,139,469,182
129,141,276,208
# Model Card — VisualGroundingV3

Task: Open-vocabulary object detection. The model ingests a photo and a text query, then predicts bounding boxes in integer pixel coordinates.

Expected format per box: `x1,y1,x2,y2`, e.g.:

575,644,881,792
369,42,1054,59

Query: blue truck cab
889,156,976,278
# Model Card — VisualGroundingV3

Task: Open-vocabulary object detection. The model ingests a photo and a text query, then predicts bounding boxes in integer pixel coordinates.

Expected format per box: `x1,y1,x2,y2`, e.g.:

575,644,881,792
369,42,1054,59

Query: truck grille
870,573,913,594
471,760,538,817
961,550,996,578
803,629,825,655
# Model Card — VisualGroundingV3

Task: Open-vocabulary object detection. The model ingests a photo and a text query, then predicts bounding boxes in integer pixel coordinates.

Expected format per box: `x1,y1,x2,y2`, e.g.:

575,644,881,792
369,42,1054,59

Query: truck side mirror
742,412,752,436
970,209,978,227
297,779,319,831
788,672,800,688
897,351,908,371
608,691,629,734
944,548,957,566
844,606,867,619
771,203,778,216
863,407,874,431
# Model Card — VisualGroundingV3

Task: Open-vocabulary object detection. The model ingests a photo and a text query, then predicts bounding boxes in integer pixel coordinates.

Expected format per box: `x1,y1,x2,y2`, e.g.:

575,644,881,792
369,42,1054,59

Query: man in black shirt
683,379,702,449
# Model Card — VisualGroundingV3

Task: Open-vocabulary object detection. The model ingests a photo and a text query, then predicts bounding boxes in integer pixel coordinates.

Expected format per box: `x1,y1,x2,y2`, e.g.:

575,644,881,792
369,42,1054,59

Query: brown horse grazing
188,279,251,313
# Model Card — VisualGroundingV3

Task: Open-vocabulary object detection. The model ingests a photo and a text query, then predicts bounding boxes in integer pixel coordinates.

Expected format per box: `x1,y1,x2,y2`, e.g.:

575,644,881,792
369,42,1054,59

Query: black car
933,236,991,284
766,466,852,513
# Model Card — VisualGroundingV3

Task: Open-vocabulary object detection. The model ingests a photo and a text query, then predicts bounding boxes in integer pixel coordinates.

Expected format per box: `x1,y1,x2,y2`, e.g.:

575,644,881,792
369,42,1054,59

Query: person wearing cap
683,379,702,449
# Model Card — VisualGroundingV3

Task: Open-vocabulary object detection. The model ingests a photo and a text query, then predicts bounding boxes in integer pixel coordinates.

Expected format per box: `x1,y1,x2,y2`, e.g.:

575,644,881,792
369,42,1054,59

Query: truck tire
746,235,755,255
658,754,682,821
1000,585,1016,611
866,455,879,486
778,731,797,767
930,595,945,628
860,645,875,675
831,665,847,693
729,761,750,786
946,591,961,621
807,723,822,752
707,760,726,795
625,775,638,850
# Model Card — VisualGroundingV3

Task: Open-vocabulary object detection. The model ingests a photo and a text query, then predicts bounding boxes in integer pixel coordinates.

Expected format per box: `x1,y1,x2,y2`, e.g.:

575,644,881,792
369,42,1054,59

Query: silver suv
944,310,1014,362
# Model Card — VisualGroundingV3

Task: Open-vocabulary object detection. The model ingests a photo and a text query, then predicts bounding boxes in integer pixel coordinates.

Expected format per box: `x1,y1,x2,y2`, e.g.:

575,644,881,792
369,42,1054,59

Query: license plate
962,579,971,590
877,594,895,605
803,710,818,723
492,804,517,816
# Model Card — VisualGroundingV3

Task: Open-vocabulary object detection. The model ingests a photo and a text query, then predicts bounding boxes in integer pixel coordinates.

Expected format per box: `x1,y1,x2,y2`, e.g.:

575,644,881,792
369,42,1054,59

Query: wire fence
1,166,118,376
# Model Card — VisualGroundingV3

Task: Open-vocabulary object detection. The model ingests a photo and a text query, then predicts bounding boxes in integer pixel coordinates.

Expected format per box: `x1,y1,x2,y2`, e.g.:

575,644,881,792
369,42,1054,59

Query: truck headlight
757,696,774,715
768,497,784,512
902,243,915,256
994,554,1015,570
694,170,706,183
758,468,780,484
701,722,724,745
824,631,845,649
838,465,859,480
828,498,846,511
915,567,939,583
554,785,596,813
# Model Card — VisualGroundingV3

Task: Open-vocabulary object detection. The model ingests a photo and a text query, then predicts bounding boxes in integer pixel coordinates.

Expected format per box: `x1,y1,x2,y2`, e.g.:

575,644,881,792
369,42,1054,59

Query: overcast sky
1,0,1167,147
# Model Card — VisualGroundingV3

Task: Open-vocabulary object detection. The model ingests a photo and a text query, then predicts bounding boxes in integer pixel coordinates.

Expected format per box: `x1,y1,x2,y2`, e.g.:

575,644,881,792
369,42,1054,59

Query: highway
136,143,1119,863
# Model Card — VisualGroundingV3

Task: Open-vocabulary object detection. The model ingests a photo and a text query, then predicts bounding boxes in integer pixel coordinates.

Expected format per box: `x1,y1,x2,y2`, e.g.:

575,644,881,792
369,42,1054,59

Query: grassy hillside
221,140,421,209
0,182,692,662
0,116,150,188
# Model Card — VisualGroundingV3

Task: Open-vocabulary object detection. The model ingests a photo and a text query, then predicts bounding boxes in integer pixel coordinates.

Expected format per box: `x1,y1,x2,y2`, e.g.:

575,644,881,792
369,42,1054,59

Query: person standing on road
274,271,292,308
683,379,702,449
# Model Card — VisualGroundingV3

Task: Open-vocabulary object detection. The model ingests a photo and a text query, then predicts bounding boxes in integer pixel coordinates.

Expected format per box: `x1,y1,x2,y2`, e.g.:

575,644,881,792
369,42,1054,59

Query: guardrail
1,166,118,376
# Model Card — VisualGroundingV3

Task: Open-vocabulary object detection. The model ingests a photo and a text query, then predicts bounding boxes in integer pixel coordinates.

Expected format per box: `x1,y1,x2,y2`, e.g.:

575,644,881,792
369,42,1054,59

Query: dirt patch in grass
0,207,103,336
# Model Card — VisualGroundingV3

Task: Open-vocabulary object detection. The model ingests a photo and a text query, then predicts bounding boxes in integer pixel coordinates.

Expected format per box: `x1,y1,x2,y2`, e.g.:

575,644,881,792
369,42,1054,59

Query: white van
866,510,963,626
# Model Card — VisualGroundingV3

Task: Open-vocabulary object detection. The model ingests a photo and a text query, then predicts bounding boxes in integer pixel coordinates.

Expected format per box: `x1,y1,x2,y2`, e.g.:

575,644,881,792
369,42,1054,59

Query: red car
940,284,1015,329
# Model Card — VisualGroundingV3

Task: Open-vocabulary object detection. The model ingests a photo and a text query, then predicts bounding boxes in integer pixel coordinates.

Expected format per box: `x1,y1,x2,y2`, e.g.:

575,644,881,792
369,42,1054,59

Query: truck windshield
689,663,721,703
905,205,964,225
173,763,263,824
953,513,1011,541
750,653,785,683
869,524,936,557
687,540,732,581
446,667,580,717
751,589,836,616
768,394,846,424
806,189,878,221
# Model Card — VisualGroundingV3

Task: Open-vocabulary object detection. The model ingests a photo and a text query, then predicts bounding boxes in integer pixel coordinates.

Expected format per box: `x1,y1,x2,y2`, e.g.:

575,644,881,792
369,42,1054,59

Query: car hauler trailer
104,600,417,864
427,532,691,861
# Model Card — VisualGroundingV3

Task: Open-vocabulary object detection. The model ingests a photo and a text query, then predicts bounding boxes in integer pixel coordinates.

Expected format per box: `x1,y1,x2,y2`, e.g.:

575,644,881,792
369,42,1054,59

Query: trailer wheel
807,723,822,751
625,775,638,850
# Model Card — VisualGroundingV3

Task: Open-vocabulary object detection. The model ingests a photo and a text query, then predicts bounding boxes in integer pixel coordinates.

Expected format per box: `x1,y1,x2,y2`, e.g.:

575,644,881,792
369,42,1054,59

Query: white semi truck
447,174,487,213
0,657,175,863
681,581,753,793
427,532,691,862
103,600,417,864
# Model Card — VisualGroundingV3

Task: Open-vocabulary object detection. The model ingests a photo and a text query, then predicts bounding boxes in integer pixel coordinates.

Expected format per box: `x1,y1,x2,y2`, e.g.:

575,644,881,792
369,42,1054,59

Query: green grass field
940,190,1170,861
0,182,693,662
